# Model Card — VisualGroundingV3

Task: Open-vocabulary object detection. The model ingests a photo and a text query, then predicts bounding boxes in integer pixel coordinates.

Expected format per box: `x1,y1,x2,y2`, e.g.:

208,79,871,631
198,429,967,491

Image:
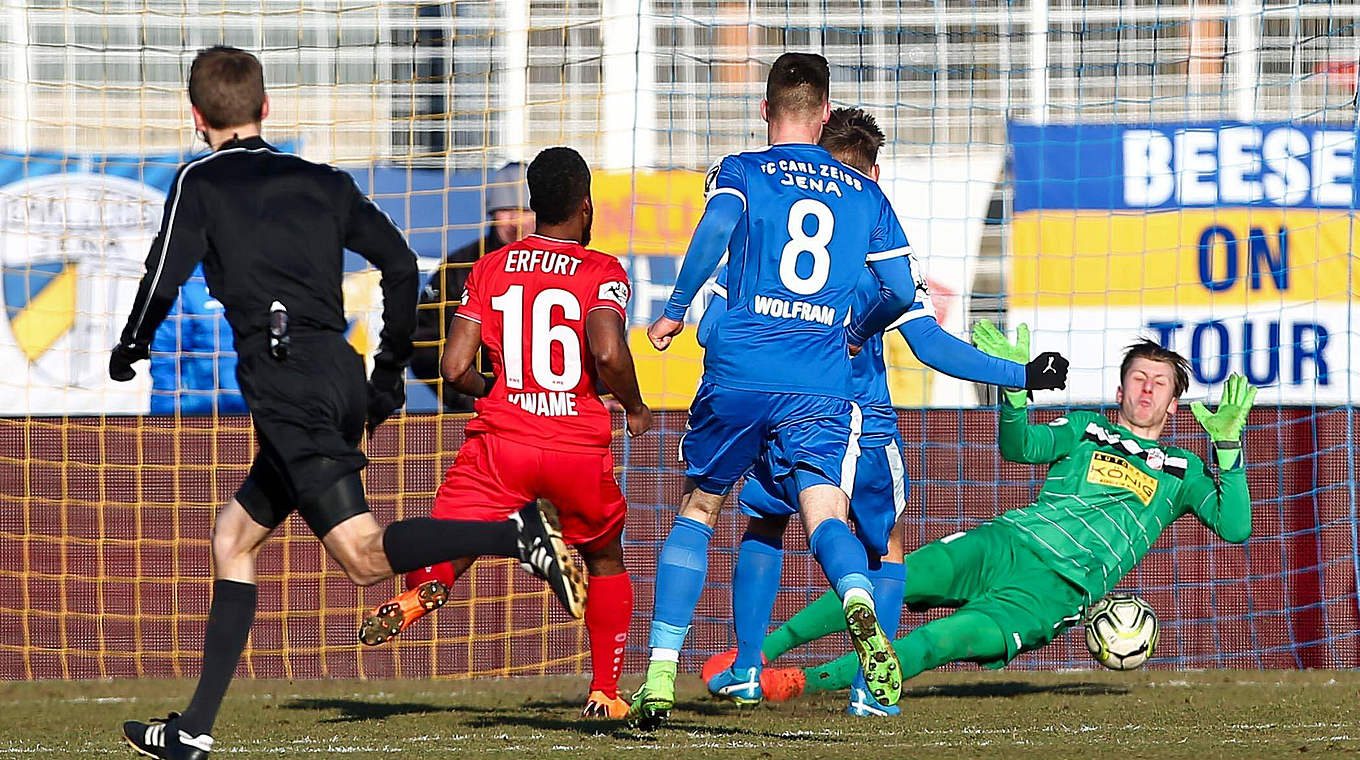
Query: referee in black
112,47,583,760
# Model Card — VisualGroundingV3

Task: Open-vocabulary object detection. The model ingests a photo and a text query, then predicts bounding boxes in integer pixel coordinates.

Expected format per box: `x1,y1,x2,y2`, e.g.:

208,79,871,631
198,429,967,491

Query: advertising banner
1010,122,1359,403
0,153,182,414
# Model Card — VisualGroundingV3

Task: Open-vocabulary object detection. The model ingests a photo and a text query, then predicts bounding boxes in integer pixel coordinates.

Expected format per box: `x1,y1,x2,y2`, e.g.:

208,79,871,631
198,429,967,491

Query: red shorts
431,433,627,553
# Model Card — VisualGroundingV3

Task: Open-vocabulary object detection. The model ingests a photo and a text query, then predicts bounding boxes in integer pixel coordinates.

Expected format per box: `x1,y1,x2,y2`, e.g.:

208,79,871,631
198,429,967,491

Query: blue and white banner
1011,122,1360,212
1010,122,1359,404
0,152,184,414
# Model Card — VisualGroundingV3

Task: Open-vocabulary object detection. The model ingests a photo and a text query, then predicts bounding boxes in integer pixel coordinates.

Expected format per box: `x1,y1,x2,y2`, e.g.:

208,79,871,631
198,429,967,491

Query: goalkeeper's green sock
802,610,1008,693
761,589,847,661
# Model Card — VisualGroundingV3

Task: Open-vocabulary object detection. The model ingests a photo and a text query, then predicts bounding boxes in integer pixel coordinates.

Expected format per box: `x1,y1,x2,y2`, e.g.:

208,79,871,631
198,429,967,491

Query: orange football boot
582,690,630,718
357,580,449,646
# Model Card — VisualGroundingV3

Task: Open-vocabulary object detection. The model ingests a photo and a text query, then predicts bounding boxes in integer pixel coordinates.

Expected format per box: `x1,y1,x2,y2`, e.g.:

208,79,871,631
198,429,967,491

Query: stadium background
0,1,1357,681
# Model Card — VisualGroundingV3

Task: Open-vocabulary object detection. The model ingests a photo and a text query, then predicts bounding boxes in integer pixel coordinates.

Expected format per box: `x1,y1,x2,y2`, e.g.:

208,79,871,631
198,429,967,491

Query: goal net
0,0,1356,681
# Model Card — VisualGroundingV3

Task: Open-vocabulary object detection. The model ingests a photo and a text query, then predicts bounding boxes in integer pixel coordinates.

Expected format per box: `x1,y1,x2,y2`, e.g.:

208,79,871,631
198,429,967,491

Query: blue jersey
706,263,930,448
704,260,1024,447
700,144,913,399
850,268,932,448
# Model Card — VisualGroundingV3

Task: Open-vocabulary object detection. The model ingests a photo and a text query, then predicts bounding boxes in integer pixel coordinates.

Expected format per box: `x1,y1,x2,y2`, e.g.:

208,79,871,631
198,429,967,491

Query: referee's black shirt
119,136,419,370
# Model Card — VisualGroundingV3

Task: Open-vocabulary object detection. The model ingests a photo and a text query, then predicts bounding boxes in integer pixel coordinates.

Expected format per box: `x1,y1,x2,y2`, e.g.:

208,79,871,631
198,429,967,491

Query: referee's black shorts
233,331,371,537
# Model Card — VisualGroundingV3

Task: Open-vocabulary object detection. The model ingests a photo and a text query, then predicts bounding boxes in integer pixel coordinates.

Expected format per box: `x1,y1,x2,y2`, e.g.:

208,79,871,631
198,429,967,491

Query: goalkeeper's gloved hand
1189,372,1257,470
366,362,406,436
972,319,1058,406
109,341,149,382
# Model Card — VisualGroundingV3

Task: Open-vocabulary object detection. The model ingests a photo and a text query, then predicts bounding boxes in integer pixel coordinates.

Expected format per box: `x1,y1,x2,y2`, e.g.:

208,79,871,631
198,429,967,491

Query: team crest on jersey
598,280,629,310
1082,421,1187,478
0,173,159,388
1146,448,1166,471
1086,450,1158,505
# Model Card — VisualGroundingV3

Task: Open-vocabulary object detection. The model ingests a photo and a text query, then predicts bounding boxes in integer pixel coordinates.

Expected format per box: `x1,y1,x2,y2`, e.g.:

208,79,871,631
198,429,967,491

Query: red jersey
455,233,631,450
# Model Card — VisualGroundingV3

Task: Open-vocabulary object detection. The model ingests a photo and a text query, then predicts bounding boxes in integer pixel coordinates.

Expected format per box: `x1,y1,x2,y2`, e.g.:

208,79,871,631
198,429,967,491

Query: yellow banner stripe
11,263,76,362
1011,209,1360,307
592,170,705,256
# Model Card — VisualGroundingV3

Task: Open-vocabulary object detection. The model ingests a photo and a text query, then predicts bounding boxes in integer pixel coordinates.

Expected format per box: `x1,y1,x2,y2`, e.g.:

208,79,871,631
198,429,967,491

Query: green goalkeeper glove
1189,372,1257,470
972,319,1030,407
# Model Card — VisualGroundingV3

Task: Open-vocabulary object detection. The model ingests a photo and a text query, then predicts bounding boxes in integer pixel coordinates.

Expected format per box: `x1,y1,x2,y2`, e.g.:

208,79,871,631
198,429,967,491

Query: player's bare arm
585,309,651,436
440,313,493,398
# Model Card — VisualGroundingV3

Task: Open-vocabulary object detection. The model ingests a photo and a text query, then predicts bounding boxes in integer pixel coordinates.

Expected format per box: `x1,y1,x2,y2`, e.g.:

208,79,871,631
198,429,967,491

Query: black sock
179,579,257,736
383,517,518,574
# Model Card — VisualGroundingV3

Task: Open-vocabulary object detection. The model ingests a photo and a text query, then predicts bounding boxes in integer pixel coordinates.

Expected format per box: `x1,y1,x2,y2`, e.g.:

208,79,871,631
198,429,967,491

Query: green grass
3,670,1359,758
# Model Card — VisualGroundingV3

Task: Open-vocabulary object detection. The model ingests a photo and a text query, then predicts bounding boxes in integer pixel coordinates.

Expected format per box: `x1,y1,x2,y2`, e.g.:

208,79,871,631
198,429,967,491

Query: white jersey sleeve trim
706,187,746,209
587,303,626,318
887,308,934,331
865,245,913,262
453,311,482,324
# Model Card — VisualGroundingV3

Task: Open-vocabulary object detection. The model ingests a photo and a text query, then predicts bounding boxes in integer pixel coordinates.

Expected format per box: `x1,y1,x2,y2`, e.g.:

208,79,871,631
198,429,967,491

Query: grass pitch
3,670,1358,758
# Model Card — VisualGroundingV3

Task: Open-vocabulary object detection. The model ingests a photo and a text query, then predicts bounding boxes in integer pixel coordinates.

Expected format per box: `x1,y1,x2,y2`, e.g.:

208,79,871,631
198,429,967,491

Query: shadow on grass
461,698,767,738
283,698,454,723
905,681,1129,699
284,696,837,742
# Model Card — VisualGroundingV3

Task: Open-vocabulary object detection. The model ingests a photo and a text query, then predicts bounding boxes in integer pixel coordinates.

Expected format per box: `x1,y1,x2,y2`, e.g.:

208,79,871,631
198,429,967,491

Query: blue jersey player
696,108,1070,717
632,54,927,728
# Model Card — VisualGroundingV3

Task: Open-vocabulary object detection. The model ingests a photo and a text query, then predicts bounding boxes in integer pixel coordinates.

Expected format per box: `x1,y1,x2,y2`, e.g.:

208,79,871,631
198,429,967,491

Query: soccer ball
1084,593,1159,670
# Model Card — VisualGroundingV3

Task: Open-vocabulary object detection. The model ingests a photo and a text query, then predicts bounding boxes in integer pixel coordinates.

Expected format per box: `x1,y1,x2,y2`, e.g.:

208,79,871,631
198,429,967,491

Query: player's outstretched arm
1182,373,1256,543
1190,372,1257,471
586,310,652,436
649,192,743,351
898,316,1025,387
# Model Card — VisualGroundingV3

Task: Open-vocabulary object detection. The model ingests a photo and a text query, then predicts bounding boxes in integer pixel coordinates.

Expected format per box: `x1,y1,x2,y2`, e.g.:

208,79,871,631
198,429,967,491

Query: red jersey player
359,147,651,719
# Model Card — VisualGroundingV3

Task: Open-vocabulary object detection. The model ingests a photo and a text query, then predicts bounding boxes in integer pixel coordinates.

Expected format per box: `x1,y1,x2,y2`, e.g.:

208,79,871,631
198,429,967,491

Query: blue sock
809,519,872,601
732,531,783,672
869,561,906,639
648,515,714,654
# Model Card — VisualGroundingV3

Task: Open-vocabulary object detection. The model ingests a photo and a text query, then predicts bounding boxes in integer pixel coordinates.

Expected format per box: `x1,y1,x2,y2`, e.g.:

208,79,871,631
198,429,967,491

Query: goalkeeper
744,330,1255,702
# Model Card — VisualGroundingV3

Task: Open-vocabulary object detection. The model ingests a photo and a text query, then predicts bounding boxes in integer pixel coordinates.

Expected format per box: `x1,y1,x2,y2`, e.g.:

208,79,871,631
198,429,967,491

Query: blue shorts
737,435,908,558
681,381,860,497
